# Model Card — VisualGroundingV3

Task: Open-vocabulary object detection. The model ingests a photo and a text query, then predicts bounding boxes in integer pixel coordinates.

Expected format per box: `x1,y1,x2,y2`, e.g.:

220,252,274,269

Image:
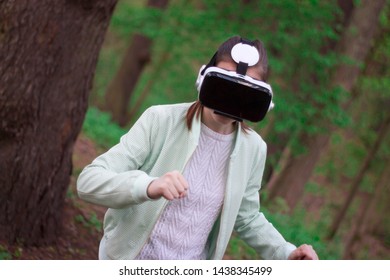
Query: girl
77,36,318,260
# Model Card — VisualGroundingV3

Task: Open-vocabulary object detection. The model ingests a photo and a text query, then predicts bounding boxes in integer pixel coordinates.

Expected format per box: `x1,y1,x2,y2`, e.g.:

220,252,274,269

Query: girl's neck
201,107,237,135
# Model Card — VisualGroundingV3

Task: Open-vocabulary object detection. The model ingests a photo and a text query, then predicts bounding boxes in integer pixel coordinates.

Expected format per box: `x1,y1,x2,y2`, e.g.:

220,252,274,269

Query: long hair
186,36,269,132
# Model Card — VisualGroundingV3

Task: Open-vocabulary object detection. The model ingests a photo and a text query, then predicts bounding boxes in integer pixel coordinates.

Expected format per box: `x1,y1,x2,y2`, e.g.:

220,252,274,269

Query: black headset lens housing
199,71,272,122
196,38,274,123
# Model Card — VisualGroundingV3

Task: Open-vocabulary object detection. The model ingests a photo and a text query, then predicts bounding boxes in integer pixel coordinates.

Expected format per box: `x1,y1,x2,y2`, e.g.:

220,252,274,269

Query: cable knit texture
136,123,235,259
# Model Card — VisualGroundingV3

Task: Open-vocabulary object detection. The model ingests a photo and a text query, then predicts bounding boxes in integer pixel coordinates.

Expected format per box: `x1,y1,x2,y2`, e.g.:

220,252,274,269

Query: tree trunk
266,0,386,210
103,0,169,126
0,0,117,246
326,115,390,241
267,134,329,208
127,50,171,121
265,0,355,205
342,159,390,259
103,34,152,126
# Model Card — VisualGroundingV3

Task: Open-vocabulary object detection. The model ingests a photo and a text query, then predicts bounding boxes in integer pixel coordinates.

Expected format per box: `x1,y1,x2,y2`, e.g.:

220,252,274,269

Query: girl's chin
213,113,235,124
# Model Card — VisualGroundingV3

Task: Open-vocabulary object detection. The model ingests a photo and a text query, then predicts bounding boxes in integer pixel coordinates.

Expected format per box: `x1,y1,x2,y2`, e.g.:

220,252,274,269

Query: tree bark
103,34,152,126
267,134,329,207
326,116,390,241
0,0,117,246
103,0,169,126
342,159,390,259
266,0,386,210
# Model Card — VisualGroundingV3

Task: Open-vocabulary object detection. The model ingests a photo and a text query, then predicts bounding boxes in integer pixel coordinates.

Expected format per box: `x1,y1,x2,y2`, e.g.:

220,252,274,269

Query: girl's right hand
147,171,189,200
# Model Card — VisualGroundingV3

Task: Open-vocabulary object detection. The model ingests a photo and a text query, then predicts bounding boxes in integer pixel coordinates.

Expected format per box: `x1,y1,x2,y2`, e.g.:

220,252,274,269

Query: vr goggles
196,38,274,122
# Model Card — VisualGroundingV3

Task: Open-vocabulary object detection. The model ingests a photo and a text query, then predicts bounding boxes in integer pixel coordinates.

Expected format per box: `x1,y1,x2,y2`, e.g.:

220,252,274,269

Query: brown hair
186,36,269,132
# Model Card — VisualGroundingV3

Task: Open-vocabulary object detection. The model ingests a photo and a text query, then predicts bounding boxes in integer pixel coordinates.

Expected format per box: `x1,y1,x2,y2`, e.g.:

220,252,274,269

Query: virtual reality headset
195,38,274,122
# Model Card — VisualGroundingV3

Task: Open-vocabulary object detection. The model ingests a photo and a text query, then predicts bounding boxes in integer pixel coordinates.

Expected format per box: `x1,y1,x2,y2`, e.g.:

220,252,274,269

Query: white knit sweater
136,123,235,259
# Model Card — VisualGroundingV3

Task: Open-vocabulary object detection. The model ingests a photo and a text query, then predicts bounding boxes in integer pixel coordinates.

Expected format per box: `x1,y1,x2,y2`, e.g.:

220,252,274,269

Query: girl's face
201,60,263,134
202,106,236,134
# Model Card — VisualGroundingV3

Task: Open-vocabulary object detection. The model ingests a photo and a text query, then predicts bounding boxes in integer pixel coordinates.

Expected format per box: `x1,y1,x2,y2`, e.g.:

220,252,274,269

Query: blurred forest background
1,0,389,260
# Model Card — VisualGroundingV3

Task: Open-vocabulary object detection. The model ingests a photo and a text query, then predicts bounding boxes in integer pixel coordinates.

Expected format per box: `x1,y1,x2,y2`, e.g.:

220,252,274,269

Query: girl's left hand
288,244,319,260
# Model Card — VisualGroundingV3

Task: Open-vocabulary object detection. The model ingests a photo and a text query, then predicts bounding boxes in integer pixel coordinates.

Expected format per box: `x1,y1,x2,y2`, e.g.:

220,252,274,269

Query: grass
0,244,23,260
82,107,127,149
74,213,103,234
0,245,12,260
225,207,343,260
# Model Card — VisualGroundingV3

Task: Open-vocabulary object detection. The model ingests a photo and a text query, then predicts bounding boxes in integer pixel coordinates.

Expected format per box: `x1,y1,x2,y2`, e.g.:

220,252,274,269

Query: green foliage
75,213,102,233
0,245,12,260
226,206,342,260
82,107,127,149
262,207,342,260
226,235,258,260
92,46,123,101
305,181,326,196
93,0,349,132
66,186,77,200
86,0,390,260
0,244,22,260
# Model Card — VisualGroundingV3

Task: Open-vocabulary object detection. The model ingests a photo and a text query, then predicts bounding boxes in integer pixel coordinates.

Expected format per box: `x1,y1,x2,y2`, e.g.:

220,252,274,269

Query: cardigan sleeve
233,140,296,260
77,107,159,209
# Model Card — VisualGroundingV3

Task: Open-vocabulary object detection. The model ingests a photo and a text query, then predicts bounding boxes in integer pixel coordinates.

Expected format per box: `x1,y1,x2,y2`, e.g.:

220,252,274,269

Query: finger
170,171,188,191
177,173,189,191
288,246,307,260
167,183,181,199
308,251,319,260
165,172,184,192
290,251,305,260
178,190,188,199
160,181,176,200
171,176,186,194
161,187,175,200
298,245,318,260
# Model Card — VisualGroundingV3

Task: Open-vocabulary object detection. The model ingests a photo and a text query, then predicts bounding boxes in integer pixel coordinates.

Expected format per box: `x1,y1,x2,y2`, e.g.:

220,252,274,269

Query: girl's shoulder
148,102,193,111
146,102,193,118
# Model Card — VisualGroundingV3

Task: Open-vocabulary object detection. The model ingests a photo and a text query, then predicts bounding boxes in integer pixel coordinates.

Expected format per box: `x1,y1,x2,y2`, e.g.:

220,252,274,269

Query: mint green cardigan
77,103,296,260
